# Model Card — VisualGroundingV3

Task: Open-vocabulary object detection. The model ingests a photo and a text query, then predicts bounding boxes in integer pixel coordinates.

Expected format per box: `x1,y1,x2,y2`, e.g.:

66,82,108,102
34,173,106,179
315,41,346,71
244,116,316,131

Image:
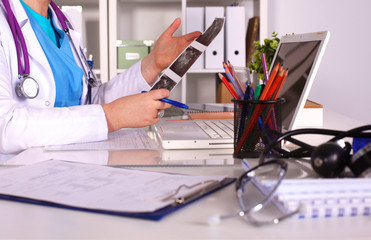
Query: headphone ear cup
310,142,349,178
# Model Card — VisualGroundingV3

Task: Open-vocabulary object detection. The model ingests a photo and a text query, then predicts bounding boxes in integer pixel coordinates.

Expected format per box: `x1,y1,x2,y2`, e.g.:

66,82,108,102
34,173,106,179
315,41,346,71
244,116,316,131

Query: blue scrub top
21,1,83,107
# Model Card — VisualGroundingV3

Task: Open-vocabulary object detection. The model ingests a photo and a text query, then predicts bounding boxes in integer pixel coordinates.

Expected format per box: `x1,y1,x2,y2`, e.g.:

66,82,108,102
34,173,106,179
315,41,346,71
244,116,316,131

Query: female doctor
0,0,201,154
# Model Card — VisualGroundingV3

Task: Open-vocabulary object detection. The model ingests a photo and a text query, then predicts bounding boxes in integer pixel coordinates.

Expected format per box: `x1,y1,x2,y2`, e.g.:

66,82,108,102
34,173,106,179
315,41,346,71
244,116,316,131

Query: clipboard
0,177,235,221
0,160,236,221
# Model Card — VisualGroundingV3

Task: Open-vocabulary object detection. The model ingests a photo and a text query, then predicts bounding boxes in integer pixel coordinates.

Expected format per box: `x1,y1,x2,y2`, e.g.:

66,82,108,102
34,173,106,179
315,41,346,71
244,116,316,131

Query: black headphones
259,125,371,178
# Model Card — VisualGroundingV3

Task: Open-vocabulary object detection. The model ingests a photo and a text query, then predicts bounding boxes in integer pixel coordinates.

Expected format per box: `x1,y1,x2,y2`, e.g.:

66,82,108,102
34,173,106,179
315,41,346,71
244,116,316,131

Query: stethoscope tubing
49,1,69,30
259,125,371,163
2,0,30,75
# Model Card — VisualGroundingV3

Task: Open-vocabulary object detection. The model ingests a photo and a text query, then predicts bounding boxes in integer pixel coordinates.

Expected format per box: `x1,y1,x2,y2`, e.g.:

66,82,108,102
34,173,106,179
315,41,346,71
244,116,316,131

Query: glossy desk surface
0,108,370,239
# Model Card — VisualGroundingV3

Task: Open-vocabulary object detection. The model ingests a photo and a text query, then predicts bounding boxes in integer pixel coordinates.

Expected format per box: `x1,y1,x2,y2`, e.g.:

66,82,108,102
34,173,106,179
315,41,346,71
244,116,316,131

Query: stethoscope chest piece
16,75,39,99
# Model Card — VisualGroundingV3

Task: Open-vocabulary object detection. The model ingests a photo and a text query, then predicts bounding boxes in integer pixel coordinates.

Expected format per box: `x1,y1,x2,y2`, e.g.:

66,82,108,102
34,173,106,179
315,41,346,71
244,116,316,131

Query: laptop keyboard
195,119,234,139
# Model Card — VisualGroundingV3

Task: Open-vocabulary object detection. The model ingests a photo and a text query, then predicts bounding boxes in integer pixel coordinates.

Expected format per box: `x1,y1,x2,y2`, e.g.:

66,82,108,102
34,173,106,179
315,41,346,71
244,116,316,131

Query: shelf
55,0,267,91
106,0,267,102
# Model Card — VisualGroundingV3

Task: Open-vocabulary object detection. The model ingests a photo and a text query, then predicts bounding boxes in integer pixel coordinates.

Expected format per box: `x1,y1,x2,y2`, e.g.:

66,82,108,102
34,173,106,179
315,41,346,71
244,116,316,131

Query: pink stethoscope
1,0,98,102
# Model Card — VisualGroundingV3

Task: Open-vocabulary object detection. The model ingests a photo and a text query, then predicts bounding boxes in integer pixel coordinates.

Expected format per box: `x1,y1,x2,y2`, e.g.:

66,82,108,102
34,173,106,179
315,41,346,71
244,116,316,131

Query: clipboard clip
161,180,222,205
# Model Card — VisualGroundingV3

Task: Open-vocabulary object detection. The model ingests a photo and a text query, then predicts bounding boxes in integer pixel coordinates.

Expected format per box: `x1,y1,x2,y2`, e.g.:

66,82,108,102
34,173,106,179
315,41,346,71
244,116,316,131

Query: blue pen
159,97,190,109
257,117,270,146
237,86,251,141
141,91,190,109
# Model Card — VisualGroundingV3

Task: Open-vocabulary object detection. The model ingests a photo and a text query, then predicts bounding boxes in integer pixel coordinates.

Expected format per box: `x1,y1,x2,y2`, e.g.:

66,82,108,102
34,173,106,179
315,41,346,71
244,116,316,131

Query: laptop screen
269,31,330,130
274,41,321,130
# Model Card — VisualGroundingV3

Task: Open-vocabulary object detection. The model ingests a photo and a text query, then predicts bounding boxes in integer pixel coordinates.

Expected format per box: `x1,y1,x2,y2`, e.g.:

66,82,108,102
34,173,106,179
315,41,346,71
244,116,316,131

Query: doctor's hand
141,18,202,85
101,89,171,132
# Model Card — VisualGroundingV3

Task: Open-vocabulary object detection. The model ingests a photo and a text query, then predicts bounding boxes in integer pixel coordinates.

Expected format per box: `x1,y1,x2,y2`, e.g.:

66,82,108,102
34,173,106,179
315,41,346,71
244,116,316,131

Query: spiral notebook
275,178,371,218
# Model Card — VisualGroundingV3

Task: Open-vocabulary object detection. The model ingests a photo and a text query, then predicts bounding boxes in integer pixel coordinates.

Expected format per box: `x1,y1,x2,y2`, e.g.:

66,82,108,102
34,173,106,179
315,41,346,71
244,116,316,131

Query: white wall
267,0,371,123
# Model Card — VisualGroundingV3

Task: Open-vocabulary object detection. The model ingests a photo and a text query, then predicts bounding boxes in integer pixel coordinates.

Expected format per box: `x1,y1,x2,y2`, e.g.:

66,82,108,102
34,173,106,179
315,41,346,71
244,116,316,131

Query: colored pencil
261,53,269,84
265,68,285,100
218,73,238,100
222,62,244,99
272,68,289,100
227,60,245,93
259,63,281,101
268,62,280,83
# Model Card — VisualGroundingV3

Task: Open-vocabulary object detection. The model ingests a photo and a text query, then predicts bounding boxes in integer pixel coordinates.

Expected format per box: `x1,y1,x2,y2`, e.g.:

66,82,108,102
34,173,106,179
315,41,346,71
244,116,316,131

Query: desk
0,108,370,239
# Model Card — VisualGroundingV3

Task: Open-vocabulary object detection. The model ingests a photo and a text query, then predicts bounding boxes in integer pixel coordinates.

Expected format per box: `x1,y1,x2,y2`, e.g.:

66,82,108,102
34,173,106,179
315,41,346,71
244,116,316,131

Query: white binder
225,6,246,67
205,7,224,69
186,7,205,70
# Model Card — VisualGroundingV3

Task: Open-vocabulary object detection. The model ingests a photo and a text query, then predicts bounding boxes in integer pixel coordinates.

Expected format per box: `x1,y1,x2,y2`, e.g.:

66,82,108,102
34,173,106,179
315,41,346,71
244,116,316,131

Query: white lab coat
0,0,151,154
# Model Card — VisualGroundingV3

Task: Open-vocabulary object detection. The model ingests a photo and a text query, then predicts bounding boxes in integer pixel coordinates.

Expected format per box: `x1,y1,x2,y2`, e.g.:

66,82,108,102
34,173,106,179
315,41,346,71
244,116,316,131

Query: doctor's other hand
141,18,202,85
101,89,171,132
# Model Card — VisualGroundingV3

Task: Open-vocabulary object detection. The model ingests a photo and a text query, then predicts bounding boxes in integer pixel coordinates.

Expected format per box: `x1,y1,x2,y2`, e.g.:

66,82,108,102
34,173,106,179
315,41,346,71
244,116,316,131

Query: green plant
248,32,280,80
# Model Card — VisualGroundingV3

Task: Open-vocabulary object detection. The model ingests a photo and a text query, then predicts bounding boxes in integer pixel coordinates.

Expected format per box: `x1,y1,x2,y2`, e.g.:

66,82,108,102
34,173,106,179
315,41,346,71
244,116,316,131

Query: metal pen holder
233,98,285,158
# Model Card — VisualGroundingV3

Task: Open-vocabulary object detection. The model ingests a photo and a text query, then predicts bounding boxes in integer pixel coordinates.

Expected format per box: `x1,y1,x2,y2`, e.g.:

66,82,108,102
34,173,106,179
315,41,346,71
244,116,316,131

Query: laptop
154,31,330,150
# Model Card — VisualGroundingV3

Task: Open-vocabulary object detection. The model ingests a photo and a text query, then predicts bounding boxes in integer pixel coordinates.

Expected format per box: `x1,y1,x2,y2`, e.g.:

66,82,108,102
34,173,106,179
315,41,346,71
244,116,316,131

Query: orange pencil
258,63,281,101
218,73,238,100
272,68,289,100
269,62,281,83
265,68,285,100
